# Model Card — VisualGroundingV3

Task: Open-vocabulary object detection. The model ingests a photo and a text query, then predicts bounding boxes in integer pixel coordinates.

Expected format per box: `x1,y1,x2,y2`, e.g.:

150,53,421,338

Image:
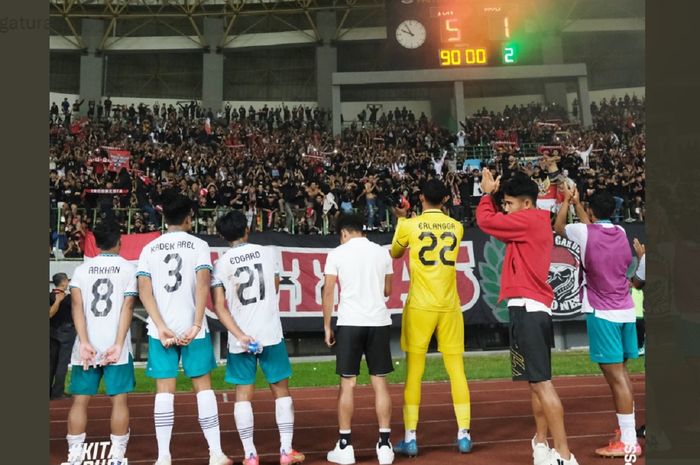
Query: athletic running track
50,374,645,464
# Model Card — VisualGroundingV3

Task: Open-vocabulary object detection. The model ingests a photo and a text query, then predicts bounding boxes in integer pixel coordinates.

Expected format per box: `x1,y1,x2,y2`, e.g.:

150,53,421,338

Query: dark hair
335,214,365,234
162,192,194,226
93,219,121,250
215,210,248,242
589,191,616,220
52,272,69,287
421,179,449,206
501,172,539,204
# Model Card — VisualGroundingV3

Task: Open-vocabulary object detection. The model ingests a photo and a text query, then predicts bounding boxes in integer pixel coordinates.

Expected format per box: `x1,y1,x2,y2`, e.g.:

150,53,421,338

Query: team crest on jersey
548,235,582,319
60,441,127,465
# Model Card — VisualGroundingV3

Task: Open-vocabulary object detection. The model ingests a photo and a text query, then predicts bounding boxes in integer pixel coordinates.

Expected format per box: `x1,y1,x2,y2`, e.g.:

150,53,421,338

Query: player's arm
384,274,393,298
211,285,254,344
390,214,410,259
631,238,646,289
70,286,96,369
182,267,211,345
554,183,577,237
475,194,532,243
322,274,337,347
104,295,135,365
138,275,166,329
383,250,394,298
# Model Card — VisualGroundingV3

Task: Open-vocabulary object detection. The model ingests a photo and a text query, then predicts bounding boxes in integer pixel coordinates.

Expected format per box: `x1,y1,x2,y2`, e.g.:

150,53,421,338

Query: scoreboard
386,0,522,69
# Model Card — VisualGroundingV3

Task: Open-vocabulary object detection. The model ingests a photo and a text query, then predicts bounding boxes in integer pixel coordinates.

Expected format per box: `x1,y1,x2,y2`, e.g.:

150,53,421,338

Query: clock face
395,19,427,49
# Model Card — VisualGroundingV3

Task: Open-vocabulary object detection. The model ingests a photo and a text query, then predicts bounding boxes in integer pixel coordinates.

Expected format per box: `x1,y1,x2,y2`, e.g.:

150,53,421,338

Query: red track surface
50,374,645,465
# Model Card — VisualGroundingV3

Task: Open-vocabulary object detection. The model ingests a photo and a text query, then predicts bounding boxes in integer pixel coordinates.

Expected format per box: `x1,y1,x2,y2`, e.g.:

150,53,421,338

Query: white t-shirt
212,243,283,353
564,222,636,323
323,237,393,327
137,231,213,339
69,254,137,366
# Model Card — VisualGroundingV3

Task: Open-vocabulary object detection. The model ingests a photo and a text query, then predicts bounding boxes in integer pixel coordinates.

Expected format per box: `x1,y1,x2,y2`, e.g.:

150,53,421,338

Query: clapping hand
480,168,501,195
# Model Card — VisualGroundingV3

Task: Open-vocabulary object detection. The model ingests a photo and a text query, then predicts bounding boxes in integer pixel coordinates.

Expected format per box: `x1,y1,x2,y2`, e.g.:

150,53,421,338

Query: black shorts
508,307,554,383
335,325,393,377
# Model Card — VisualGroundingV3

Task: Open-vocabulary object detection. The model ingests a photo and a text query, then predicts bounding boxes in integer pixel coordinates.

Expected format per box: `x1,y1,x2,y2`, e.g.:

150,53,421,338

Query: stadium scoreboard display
387,0,522,69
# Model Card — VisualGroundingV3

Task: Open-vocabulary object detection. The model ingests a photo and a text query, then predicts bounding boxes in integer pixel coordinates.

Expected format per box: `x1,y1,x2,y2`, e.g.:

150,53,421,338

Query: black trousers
49,325,76,398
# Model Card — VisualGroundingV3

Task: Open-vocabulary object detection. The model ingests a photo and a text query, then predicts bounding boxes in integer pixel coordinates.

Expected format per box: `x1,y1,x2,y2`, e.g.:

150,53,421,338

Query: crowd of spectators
49,94,645,258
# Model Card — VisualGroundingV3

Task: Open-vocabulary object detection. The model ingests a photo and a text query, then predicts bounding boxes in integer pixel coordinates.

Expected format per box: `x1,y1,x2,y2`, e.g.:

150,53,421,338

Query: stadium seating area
49,95,645,258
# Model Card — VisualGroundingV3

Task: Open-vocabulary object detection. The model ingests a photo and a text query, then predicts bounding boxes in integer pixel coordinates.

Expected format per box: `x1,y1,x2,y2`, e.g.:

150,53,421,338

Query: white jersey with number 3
212,243,283,353
69,254,137,366
137,231,213,340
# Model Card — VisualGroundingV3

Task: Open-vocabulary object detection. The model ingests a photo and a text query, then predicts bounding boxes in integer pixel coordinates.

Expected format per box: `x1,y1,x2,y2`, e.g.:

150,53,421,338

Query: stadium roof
49,0,644,52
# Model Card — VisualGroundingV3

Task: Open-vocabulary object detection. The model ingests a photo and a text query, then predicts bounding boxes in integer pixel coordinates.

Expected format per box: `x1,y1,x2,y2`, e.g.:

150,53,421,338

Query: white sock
66,433,86,461
617,413,637,446
154,393,175,461
109,431,130,459
276,396,295,454
235,401,257,458
404,430,416,443
197,390,224,457
458,428,471,440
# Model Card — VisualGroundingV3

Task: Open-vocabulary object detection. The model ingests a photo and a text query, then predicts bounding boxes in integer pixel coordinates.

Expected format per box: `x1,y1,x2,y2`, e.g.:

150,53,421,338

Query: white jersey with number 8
212,243,283,353
69,254,138,366
137,231,213,340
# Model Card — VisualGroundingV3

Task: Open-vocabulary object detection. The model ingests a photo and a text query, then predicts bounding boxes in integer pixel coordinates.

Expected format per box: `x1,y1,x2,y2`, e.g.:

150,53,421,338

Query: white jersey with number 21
212,243,283,353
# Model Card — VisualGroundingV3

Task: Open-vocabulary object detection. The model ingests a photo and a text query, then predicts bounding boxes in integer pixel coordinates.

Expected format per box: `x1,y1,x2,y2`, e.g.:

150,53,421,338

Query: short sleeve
324,250,338,276
564,223,587,247
136,248,151,278
456,221,465,244
211,257,226,289
384,249,394,275
124,264,138,296
271,246,281,276
195,241,213,273
68,268,82,291
392,218,410,249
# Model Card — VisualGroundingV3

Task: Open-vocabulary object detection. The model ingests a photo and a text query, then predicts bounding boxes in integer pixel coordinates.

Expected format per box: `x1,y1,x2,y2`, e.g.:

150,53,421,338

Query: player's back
213,243,283,347
137,231,212,332
72,254,137,361
395,209,464,312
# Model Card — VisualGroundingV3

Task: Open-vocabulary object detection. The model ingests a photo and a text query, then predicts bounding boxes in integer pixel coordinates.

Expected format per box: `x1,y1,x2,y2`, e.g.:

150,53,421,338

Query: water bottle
239,340,263,355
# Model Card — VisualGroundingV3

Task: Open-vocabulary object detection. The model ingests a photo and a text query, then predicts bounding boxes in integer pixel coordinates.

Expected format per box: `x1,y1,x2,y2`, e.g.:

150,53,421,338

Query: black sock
379,431,391,447
339,431,352,449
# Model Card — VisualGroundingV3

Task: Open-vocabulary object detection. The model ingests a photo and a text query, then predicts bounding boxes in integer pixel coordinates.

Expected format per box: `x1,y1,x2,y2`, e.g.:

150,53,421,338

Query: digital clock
438,44,519,67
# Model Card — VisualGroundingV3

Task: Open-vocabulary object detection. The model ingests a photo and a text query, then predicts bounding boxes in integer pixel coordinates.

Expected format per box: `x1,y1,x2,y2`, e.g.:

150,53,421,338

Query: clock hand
402,28,415,37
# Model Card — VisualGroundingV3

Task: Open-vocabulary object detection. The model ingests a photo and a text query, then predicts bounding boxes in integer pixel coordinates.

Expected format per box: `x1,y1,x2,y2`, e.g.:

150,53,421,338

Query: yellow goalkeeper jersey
390,209,464,312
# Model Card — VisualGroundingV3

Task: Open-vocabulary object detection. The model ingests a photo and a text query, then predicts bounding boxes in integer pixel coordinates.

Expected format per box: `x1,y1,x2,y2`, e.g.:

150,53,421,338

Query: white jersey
137,231,213,339
69,254,137,366
324,237,393,327
212,243,283,353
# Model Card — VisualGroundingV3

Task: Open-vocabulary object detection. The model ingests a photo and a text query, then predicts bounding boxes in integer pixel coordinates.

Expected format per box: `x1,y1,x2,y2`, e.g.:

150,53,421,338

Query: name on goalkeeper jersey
417,222,456,231
150,241,196,252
